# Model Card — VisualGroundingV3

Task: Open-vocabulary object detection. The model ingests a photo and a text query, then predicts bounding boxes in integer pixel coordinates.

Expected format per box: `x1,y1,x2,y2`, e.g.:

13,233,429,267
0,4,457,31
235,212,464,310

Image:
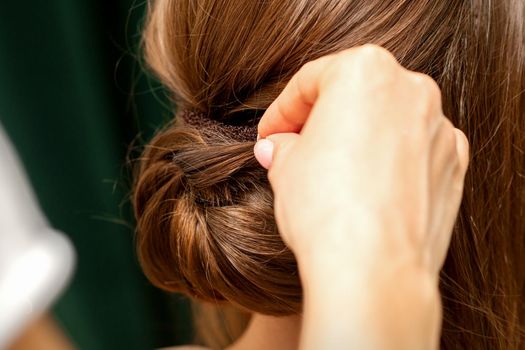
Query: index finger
257,54,336,138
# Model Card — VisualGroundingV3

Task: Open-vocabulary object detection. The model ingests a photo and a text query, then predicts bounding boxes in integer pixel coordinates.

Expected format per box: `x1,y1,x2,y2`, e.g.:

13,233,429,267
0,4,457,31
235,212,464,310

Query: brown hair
133,0,525,348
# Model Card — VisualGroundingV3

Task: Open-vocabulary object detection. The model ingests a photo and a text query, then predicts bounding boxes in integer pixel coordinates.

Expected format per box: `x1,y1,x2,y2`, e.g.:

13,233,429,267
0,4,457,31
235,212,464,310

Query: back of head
134,0,525,348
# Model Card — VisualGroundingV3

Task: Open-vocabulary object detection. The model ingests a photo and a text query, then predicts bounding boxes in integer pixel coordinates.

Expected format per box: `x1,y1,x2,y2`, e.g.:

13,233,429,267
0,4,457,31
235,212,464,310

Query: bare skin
171,314,301,350
8,313,76,350
227,314,301,350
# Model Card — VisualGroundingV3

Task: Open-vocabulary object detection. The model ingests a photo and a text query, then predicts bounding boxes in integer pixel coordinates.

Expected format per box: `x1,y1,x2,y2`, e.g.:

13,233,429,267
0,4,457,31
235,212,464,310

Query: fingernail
253,139,274,169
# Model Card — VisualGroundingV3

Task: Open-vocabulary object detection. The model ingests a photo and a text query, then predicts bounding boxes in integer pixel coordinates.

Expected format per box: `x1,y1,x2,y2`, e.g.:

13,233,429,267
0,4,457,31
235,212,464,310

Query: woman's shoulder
159,346,210,350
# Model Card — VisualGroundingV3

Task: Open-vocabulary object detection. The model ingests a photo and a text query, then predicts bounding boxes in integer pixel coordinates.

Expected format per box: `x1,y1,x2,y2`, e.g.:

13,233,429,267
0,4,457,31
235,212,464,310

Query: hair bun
179,109,259,143
133,123,302,315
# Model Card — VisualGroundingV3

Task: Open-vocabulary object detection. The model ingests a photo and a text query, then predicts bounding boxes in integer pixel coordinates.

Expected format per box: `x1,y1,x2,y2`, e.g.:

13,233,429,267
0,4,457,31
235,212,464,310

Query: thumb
253,133,300,169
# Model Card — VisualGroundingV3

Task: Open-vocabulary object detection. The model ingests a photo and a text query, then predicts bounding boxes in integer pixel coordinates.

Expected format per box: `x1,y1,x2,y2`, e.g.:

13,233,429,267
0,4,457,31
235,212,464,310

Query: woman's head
134,0,524,348
134,125,301,315
142,0,468,115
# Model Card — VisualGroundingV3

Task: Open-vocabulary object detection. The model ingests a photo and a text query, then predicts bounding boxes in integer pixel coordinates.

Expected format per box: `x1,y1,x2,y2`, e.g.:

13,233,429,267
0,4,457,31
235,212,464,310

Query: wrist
294,215,435,291
298,249,442,350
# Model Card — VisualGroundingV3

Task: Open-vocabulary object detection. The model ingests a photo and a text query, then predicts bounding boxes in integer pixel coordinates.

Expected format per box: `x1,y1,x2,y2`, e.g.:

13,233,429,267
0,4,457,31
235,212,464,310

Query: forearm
298,251,442,350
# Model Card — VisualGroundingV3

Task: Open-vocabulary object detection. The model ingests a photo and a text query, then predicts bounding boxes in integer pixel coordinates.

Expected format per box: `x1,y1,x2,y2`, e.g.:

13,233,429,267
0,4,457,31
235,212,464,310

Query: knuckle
352,45,395,70
332,44,400,89
444,122,458,149
354,44,398,71
455,128,469,151
412,72,442,103
441,119,459,159
356,44,395,62
454,128,470,171
411,73,443,125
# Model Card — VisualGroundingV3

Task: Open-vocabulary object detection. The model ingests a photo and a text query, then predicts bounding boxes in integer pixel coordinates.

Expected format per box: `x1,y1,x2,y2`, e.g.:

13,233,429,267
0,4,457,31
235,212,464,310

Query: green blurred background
0,1,192,348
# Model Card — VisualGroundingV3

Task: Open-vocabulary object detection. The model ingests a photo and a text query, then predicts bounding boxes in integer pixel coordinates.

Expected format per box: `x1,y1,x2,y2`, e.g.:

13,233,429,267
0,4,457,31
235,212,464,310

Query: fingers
257,44,402,139
257,54,335,138
253,133,300,170
253,139,274,169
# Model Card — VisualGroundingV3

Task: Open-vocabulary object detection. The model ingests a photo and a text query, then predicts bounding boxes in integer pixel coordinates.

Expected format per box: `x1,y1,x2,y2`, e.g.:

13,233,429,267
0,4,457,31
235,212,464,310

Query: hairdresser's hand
255,44,469,276
254,45,469,349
